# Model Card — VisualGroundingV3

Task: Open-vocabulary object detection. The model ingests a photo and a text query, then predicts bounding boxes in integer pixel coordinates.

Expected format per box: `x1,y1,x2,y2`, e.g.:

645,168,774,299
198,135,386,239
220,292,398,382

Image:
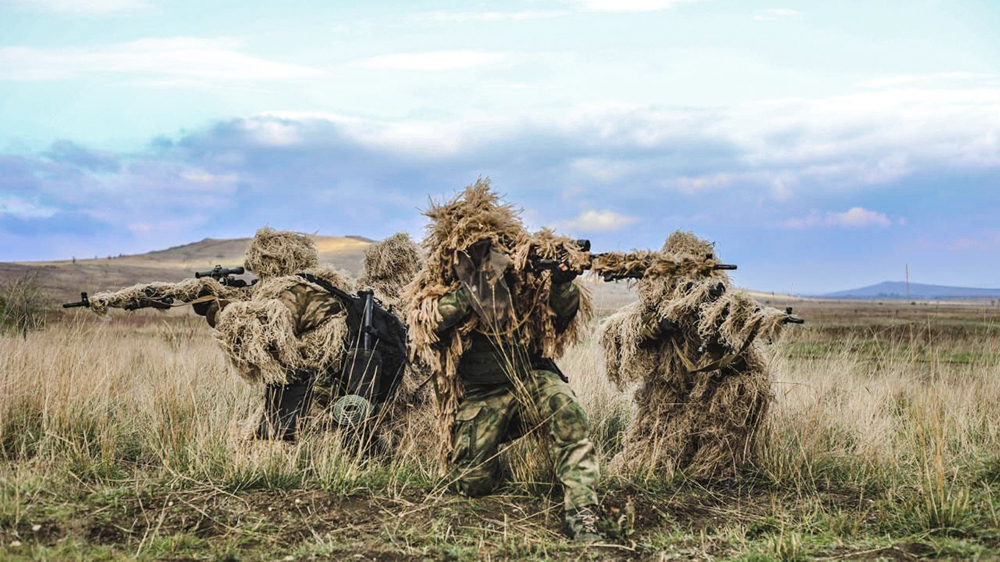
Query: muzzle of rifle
714,264,738,271
62,292,90,308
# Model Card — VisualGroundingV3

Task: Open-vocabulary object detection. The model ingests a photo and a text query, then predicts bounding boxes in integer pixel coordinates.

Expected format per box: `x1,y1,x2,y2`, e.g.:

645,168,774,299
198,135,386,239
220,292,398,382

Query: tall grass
1,310,999,552
0,274,45,336
0,316,434,502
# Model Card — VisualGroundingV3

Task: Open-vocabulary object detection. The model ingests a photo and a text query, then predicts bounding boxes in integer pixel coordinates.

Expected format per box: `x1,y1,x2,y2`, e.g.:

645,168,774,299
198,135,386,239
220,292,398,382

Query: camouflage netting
89,277,252,315
214,261,355,385
599,231,788,480
402,178,593,467
357,232,424,312
243,227,319,278
591,250,720,282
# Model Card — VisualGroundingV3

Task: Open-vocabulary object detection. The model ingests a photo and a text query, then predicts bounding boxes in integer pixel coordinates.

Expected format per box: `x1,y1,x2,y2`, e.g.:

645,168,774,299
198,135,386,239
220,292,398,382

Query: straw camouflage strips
213,228,355,386
402,178,594,468
599,231,790,480
357,232,424,312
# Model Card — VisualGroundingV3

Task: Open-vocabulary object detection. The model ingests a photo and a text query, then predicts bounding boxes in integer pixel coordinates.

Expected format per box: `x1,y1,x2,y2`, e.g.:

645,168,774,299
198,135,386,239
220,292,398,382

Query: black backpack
297,274,408,406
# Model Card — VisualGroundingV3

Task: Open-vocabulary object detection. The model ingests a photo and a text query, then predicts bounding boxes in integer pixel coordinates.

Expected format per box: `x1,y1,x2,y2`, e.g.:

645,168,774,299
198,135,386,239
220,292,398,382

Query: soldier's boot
257,375,315,441
563,504,604,542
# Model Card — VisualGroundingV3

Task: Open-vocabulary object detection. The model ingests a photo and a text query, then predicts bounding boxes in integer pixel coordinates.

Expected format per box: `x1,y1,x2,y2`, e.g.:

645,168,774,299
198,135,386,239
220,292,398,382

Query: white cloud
570,158,639,181
240,119,303,147
859,72,993,89
783,207,893,230
352,50,507,71
0,196,57,219
271,79,1000,197
178,171,238,186
708,87,1000,190
555,209,637,232
663,172,734,193
259,110,497,157
754,8,801,21
0,38,323,82
561,0,701,12
1,0,149,14
412,10,566,23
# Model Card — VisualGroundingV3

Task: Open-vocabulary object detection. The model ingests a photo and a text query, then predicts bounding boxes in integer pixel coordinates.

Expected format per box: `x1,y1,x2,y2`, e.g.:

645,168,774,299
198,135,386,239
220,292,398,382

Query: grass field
2,296,1000,560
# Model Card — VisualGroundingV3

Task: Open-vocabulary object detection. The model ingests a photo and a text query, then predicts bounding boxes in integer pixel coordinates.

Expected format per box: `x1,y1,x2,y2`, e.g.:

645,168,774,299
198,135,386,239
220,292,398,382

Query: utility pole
905,264,910,299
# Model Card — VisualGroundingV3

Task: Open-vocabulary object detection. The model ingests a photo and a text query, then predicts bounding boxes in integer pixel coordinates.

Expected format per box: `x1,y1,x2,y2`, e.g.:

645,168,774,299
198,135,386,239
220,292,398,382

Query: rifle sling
670,318,762,375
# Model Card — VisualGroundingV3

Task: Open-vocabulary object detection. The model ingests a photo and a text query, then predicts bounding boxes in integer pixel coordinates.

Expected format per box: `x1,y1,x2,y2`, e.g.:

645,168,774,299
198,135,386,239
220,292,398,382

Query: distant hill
822,281,1000,300
1,235,372,303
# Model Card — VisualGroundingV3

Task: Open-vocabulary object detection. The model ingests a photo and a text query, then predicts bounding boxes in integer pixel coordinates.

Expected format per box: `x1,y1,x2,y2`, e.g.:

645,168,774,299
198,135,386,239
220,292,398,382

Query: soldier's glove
204,299,231,329
550,262,579,285
192,287,215,317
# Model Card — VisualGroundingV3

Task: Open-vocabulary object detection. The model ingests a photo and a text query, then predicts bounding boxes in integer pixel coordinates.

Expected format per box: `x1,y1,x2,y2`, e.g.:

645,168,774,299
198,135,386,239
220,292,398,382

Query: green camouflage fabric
276,283,345,336
451,370,600,512
205,282,343,335
437,281,600,512
437,283,583,386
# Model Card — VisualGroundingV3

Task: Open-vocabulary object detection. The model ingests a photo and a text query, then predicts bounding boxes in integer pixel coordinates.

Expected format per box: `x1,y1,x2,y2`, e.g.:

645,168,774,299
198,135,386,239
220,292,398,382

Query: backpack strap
297,273,354,302
296,273,407,348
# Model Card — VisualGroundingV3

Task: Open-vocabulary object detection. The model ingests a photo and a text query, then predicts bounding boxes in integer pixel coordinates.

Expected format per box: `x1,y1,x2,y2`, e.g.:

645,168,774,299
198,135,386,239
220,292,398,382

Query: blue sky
1,0,998,293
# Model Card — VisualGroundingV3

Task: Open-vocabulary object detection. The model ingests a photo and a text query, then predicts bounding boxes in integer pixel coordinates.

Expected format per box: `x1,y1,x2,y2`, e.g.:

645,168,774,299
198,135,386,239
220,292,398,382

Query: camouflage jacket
436,281,580,387
208,282,345,336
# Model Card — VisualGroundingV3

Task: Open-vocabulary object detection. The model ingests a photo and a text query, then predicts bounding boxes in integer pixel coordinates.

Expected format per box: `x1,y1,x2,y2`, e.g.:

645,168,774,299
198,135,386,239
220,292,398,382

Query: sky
0,0,998,294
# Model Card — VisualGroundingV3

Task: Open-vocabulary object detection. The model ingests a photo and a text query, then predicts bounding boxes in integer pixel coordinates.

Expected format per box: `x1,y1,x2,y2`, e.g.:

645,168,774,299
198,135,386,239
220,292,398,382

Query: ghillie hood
357,233,424,311
403,179,593,468
243,227,319,279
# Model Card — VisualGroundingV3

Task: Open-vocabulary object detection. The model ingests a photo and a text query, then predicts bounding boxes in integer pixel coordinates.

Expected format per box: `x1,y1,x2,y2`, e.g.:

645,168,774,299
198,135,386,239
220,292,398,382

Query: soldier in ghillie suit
203,227,360,441
598,232,801,480
403,179,603,541
357,232,423,315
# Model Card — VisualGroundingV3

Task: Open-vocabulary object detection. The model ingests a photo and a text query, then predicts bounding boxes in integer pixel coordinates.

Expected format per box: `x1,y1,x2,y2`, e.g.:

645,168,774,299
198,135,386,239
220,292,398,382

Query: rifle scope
195,265,245,278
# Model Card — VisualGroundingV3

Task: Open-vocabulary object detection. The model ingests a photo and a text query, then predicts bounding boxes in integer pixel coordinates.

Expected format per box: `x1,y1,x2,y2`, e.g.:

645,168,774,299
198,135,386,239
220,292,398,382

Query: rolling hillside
2,235,373,303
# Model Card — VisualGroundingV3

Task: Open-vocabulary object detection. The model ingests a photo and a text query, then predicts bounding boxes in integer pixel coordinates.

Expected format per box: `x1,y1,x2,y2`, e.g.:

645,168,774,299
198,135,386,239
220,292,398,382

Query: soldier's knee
547,393,590,444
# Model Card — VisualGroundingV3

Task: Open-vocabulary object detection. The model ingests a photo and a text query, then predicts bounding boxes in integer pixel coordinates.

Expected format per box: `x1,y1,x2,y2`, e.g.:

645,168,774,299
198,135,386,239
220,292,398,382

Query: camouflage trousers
450,370,600,511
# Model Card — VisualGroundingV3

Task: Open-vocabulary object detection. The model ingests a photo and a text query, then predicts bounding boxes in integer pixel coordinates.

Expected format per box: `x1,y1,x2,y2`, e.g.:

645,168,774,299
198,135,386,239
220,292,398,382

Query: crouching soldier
404,179,603,541
196,228,411,444
598,231,803,480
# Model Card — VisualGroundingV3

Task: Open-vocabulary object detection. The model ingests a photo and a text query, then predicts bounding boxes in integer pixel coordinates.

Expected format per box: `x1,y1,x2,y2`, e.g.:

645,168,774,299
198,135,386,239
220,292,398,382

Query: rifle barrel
62,292,90,308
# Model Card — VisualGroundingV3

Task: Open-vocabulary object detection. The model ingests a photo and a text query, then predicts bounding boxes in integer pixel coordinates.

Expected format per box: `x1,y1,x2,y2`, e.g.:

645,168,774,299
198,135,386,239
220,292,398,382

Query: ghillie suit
357,232,423,313
87,277,252,315
599,231,792,481
212,228,412,447
403,179,602,540
211,228,358,440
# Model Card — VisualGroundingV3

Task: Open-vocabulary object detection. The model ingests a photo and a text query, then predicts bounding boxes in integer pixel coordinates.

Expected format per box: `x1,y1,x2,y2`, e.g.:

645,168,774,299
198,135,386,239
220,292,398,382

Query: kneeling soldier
404,179,603,541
